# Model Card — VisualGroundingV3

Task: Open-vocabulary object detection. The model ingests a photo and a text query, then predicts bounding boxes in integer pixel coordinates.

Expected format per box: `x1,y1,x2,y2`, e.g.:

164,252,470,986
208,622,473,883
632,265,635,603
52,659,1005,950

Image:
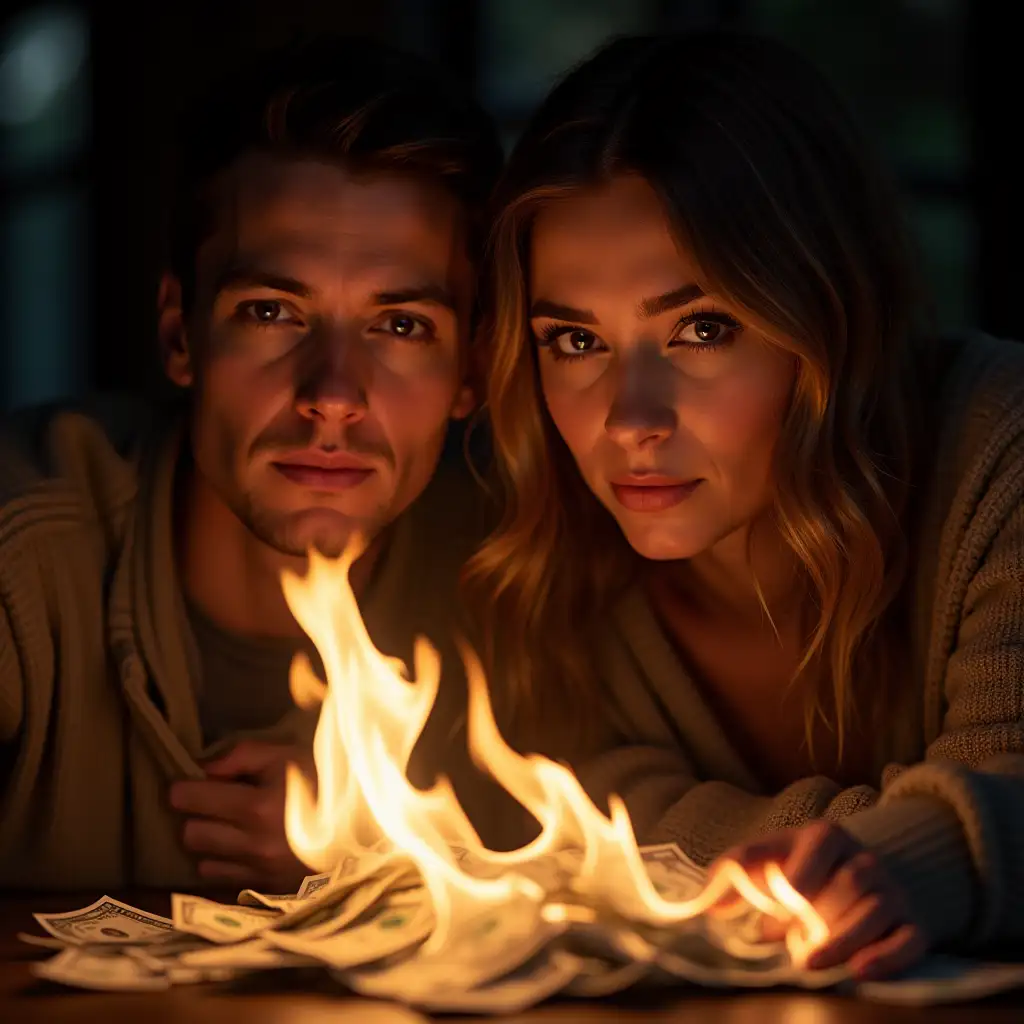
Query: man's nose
604,348,677,450
295,335,368,425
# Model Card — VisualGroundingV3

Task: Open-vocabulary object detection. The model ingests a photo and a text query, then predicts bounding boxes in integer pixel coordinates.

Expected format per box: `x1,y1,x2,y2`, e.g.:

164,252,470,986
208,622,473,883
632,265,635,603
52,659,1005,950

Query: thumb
203,740,291,781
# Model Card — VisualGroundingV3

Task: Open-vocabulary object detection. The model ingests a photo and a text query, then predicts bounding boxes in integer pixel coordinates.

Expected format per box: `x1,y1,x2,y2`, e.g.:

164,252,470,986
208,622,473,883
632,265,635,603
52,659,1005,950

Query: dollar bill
237,870,335,911
410,949,582,1014
857,955,1024,1006
171,894,280,944
270,896,435,969
562,957,652,997
298,870,336,899
17,932,69,951
30,840,1024,1009
34,896,177,945
276,864,420,941
178,937,315,972
236,889,300,911
639,843,706,896
457,848,583,893
346,892,564,1001
32,947,171,991
654,937,850,991
638,843,774,959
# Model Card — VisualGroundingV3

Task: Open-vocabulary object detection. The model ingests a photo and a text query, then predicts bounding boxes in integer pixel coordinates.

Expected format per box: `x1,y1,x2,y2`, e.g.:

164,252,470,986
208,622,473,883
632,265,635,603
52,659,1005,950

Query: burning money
24,543,1024,1009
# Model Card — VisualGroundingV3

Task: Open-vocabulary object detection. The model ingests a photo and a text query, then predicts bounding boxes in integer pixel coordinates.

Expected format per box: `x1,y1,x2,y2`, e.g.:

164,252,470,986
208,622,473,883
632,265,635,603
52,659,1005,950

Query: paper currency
407,949,583,1015
171,893,280,944
268,898,435,969
34,895,176,945
34,947,171,992
856,955,1024,1006
343,891,562,1001
22,847,1024,1010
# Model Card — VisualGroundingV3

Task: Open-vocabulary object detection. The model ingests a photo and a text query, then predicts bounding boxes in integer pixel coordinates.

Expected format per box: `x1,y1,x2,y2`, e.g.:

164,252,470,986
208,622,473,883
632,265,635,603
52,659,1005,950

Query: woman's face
529,175,796,561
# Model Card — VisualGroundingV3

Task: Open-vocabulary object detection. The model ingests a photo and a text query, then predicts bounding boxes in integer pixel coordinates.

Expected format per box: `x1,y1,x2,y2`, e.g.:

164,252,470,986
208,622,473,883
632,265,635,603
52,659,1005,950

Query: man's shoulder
0,392,172,547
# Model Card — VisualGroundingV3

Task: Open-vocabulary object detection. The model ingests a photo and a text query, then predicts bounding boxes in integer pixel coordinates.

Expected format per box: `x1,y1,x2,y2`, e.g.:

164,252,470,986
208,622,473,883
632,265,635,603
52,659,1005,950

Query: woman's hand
708,820,927,980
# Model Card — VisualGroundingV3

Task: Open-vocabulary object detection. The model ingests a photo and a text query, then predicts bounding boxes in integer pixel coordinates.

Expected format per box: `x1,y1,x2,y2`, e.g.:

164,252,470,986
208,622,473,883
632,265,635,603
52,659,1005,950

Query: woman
468,31,1024,980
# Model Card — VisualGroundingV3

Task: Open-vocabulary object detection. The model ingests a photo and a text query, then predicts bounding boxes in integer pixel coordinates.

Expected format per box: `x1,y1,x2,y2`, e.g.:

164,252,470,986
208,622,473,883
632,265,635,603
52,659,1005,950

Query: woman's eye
692,320,725,342
555,329,598,356
239,300,298,325
672,316,741,348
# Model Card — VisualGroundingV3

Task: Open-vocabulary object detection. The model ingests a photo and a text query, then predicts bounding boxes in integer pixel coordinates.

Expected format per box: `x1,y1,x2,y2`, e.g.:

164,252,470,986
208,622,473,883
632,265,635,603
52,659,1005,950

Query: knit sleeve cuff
840,794,976,948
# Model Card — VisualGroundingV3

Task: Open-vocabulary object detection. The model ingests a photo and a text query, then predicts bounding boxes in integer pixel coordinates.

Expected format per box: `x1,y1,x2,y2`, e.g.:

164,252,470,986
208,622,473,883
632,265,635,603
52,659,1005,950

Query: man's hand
169,740,310,891
707,821,927,980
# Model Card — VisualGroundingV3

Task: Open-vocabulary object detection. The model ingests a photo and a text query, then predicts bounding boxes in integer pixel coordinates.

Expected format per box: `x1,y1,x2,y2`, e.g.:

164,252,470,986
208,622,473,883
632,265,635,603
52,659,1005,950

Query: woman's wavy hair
465,30,925,762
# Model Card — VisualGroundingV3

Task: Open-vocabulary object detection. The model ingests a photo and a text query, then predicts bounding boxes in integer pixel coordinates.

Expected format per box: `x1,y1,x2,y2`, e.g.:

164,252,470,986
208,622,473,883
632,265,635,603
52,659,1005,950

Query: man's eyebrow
637,283,705,318
372,284,458,312
529,300,597,324
214,267,313,299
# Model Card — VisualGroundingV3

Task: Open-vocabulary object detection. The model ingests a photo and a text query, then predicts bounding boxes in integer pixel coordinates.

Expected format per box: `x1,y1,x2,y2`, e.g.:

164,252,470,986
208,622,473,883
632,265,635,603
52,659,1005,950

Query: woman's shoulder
911,331,1024,568
917,330,1024,479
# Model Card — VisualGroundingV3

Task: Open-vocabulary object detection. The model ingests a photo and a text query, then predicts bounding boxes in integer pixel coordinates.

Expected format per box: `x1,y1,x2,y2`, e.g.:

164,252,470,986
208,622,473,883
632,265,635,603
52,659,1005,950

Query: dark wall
1,1,1019,411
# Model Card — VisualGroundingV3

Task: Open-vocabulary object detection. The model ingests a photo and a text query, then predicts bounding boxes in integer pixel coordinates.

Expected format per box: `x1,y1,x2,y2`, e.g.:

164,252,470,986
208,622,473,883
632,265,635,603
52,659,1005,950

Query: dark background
0,0,1019,411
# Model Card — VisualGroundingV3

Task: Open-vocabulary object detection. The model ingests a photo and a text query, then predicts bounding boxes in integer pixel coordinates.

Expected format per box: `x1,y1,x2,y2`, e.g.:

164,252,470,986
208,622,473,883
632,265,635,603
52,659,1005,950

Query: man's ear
158,272,194,387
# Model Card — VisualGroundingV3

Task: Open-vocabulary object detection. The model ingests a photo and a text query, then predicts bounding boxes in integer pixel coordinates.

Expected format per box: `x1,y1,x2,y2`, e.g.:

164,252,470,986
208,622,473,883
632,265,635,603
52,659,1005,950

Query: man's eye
376,314,433,341
238,300,298,325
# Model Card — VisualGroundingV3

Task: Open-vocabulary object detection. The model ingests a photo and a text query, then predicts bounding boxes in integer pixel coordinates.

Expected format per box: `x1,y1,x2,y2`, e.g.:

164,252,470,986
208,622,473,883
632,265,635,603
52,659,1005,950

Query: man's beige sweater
0,399,514,889
576,332,1024,953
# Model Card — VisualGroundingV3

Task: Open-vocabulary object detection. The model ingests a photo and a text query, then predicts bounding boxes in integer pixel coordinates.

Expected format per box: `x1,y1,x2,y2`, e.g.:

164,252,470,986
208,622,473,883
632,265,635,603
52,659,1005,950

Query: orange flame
282,543,829,965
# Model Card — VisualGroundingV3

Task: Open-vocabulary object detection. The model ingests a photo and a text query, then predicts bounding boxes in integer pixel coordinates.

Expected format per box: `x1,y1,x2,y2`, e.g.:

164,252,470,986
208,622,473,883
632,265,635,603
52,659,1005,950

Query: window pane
0,5,90,175
479,0,659,118
3,186,89,409
907,198,974,331
743,0,967,177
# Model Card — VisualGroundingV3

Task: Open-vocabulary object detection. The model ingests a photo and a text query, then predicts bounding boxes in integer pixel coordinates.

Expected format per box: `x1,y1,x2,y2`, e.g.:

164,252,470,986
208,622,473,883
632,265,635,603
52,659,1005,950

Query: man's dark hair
169,35,503,312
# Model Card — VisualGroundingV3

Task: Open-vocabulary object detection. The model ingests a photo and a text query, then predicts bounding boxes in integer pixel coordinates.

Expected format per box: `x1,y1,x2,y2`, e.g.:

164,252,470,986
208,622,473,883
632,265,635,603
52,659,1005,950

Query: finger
196,860,263,886
849,924,927,981
809,850,884,928
715,836,794,874
806,894,892,970
198,856,308,892
783,823,856,897
203,740,292,781
182,817,252,861
170,779,259,827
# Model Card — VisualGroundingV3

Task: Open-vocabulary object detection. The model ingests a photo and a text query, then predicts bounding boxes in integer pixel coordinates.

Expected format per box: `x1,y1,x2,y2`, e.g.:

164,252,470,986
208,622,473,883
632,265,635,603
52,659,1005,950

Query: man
0,36,505,891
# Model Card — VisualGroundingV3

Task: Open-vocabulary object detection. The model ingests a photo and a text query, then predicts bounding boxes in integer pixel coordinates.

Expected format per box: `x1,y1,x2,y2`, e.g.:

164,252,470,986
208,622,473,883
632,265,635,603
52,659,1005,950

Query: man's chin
254,507,386,560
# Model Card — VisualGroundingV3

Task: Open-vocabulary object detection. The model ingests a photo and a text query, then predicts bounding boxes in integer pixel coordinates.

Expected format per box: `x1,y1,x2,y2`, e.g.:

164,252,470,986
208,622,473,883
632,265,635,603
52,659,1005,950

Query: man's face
173,156,475,558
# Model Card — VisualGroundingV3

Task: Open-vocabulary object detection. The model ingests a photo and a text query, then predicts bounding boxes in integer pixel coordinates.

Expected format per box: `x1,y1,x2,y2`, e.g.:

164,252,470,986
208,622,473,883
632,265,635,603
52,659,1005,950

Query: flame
282,542,829,966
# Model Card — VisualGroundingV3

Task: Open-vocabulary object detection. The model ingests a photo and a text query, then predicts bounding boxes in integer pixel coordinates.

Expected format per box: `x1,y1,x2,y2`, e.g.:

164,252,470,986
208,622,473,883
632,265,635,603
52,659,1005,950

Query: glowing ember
281,540,829,970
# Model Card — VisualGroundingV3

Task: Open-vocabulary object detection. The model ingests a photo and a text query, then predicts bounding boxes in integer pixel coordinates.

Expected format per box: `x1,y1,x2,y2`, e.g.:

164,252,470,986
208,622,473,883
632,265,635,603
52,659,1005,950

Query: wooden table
3,890,1023,1022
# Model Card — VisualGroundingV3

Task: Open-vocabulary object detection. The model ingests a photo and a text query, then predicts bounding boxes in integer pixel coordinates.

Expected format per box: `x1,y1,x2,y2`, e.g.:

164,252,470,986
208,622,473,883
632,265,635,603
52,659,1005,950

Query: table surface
3,890,1024,1023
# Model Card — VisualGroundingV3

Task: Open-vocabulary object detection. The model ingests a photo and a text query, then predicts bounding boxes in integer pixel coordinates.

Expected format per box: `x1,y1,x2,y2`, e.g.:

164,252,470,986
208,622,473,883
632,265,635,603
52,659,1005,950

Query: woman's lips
609,478,702,512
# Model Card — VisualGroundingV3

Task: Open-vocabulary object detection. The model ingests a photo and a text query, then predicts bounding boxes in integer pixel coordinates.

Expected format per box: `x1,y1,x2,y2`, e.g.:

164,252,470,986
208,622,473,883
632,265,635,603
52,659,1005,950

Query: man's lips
609,476,703,512
272,451,376,491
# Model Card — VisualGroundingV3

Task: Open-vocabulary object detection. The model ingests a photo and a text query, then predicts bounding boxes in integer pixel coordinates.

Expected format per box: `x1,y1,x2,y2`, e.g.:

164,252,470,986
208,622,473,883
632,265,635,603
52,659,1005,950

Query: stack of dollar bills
21,843,1024,1012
